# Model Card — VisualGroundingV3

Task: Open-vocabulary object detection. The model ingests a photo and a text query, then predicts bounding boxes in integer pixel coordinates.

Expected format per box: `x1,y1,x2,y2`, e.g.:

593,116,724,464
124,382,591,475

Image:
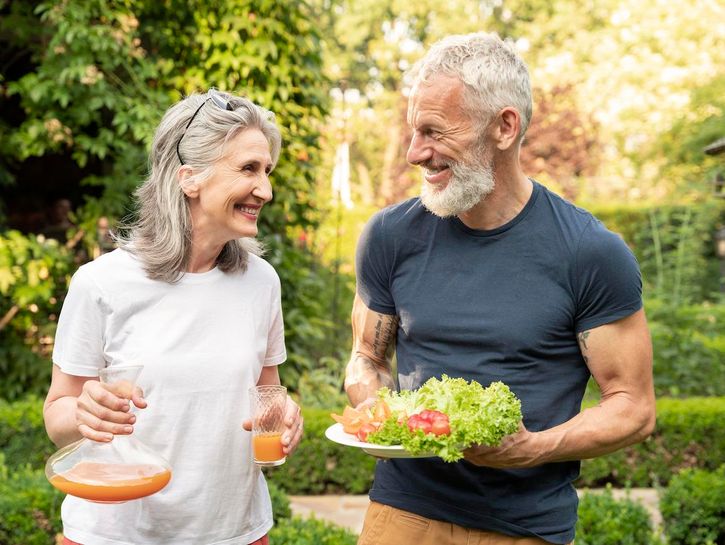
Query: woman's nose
253,175,273,203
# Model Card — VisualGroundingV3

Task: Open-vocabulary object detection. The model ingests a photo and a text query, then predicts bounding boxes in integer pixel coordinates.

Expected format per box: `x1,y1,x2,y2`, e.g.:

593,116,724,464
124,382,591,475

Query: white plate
324,423,436,459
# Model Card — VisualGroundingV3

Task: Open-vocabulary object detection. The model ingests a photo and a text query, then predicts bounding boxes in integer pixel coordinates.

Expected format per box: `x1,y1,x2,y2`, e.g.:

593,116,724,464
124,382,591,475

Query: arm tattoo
372,313,397,359
578,330,590,364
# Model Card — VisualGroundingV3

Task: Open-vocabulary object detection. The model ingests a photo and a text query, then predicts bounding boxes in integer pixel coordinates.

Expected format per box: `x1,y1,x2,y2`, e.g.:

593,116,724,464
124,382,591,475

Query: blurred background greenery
1,1,724,543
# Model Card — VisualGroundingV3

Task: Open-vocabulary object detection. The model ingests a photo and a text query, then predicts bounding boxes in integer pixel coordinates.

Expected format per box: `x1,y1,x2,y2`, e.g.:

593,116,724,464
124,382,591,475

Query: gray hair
409,32,532,141
117,90,282,283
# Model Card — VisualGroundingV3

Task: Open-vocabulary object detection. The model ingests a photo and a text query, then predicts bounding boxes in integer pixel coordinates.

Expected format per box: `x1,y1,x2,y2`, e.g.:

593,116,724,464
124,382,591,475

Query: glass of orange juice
249,385,287,467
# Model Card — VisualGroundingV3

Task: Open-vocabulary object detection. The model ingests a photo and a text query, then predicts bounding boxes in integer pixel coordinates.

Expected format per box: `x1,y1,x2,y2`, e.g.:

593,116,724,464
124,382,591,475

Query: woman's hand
75,379,147,442
242,394,304,456
280,395,303,455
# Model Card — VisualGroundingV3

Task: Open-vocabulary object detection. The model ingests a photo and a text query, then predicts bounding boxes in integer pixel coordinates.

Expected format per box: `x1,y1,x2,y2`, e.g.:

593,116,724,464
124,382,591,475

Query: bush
590,201,722,302
269,516,357,545
3,396,723,494
264,408,375,495
576,486,661,545
0,455,63,545
268,481,292,521
0,231,76,401
579,397,725,488
659,466,725,545
647,298,725,397
0,396,55,470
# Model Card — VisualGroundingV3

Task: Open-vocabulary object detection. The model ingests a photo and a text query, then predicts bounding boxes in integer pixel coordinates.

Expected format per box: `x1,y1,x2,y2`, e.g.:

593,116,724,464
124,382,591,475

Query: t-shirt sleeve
573,220,643,333
52,266,108,377
355,210,396,315
264,271,287,366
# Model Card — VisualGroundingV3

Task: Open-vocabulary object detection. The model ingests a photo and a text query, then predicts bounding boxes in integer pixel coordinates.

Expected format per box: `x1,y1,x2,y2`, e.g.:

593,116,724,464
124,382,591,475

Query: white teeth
235,205,258,216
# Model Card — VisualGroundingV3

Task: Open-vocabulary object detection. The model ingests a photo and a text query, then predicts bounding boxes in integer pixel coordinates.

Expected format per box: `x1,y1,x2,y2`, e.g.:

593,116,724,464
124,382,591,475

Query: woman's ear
178,166,199,198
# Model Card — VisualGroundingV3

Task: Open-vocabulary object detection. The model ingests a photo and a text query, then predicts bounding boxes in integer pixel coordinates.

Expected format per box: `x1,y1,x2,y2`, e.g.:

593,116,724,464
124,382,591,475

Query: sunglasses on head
176,90,234,165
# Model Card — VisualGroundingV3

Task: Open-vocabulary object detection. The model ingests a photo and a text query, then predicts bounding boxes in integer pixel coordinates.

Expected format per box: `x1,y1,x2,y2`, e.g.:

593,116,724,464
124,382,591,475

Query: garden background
0,1,724,544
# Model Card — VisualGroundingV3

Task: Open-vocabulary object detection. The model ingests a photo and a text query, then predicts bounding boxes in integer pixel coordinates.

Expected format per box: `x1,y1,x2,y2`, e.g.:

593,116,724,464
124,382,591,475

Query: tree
0,0,335,396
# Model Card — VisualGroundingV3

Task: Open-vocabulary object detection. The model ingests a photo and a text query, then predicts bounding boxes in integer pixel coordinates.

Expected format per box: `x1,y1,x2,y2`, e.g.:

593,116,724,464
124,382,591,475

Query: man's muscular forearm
345,296,398,407
344,354,395,407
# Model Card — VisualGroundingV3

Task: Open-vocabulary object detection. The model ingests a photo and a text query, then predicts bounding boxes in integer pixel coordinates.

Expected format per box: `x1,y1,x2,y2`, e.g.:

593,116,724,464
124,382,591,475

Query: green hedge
0,396,55,470
579,397,725,488
3,397,724,493
659,465,725,545
575,486,662,545
0,455,63,545
264,408,376,494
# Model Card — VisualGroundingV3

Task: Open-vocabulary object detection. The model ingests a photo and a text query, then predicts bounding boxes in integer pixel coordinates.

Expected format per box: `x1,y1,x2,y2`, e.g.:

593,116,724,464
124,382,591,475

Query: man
344,32,655,545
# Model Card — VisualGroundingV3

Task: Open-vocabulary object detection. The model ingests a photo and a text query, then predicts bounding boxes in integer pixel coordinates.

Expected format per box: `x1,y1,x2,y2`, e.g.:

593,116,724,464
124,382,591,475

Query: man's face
407,76,495,217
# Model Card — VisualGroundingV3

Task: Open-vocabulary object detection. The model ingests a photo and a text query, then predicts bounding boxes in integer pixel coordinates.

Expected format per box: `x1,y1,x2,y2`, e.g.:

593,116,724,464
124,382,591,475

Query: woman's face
186,128,274,248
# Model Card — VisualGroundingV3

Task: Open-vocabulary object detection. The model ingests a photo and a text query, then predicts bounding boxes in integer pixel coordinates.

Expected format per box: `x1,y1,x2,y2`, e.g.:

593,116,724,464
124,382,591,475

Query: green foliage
648,75,725,196
263,237,353,399
0,395,55,470
579,397,725,488
3,395,724,494
269,516,357,545
590,202,722,304
659,466,725,545
264,408,375,495
1,1,341,400
268,480,292,521
0,455,63,545
647,298,725,397
0,231,76,400
576,486,661,545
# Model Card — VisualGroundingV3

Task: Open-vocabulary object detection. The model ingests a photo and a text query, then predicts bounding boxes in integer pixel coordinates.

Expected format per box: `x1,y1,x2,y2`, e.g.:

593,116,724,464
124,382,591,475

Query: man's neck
457,167,532,231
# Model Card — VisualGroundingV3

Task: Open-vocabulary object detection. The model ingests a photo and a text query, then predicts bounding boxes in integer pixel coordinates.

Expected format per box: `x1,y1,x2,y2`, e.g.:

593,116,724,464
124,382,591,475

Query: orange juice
49,462,171,503
253,433,284,462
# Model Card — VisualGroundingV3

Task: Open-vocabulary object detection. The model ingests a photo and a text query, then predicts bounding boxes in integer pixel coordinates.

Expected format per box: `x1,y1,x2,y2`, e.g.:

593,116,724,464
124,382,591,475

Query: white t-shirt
52,248,287,545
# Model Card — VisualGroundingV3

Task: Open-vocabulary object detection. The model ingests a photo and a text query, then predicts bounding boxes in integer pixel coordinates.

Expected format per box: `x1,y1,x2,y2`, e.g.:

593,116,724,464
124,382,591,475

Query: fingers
76,380,140,440
241,419,252,432
282,415,304,455
131,386,147,409
354,397,377,411
281,396,303,454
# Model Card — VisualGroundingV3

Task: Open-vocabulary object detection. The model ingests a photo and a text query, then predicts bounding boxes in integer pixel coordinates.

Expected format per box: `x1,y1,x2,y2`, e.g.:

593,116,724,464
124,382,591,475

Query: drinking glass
249,385,287,467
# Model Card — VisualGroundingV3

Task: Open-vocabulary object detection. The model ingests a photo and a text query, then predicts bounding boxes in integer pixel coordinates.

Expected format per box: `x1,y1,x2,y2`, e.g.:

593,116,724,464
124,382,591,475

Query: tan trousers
358,501,571,545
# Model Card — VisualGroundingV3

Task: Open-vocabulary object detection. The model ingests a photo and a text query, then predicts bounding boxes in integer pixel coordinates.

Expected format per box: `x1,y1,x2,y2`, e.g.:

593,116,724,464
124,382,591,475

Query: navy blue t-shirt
355,181,642,544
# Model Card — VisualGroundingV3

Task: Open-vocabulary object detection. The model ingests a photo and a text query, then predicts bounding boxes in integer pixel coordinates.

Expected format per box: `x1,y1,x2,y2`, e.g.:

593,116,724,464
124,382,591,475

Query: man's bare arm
344,293,398,407
464,308,656,468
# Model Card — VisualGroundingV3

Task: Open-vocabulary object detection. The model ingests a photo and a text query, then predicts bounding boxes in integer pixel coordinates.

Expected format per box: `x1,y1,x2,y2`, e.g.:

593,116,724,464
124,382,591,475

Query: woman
43,89,303,545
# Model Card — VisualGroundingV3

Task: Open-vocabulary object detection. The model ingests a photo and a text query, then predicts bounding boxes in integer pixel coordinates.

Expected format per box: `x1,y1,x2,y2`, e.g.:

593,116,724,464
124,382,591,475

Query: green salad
367,375,522,462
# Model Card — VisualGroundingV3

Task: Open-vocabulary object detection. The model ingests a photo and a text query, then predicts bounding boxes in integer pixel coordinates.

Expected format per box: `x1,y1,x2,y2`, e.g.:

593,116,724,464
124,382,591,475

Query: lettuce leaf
367,375,522,462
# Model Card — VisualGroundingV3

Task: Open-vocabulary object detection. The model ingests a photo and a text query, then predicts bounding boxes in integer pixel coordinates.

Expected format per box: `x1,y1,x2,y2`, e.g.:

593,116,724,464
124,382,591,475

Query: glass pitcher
45,365,172,503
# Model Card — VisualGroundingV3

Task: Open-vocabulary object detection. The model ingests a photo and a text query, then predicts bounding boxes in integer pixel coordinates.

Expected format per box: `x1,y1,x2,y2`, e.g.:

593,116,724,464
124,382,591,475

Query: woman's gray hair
409,32,532,141
117,90,282,283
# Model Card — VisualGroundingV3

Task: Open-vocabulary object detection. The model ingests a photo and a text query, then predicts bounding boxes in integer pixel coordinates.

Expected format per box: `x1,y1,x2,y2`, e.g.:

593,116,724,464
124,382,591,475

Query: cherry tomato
430,418,451,436
407,415,432,434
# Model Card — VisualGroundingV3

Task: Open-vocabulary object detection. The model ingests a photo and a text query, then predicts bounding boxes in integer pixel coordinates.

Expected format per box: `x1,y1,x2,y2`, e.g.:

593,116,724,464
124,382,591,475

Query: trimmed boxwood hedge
2,396,723,493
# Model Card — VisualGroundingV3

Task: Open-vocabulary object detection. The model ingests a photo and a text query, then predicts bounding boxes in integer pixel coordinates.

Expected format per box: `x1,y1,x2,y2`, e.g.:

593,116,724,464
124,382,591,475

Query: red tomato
430,418,451,436
407,415,432,434
356,423,377,442
418,410,437,421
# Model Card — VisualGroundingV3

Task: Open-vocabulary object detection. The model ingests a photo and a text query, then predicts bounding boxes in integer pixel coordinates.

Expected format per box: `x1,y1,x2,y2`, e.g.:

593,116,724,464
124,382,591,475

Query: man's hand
463,422,541,468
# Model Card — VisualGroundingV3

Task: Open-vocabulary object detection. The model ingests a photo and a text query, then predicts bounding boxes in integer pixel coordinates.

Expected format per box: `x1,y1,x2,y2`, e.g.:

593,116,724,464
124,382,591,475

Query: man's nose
406,132,432,166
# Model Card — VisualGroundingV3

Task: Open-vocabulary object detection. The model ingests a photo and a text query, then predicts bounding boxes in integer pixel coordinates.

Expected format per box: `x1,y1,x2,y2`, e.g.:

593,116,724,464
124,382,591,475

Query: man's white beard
420,154,495,218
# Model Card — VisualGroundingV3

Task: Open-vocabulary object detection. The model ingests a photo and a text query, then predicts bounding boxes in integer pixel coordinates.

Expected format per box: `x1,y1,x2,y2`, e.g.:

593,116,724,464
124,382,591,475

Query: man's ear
491,107,521,151
177,166,199,198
